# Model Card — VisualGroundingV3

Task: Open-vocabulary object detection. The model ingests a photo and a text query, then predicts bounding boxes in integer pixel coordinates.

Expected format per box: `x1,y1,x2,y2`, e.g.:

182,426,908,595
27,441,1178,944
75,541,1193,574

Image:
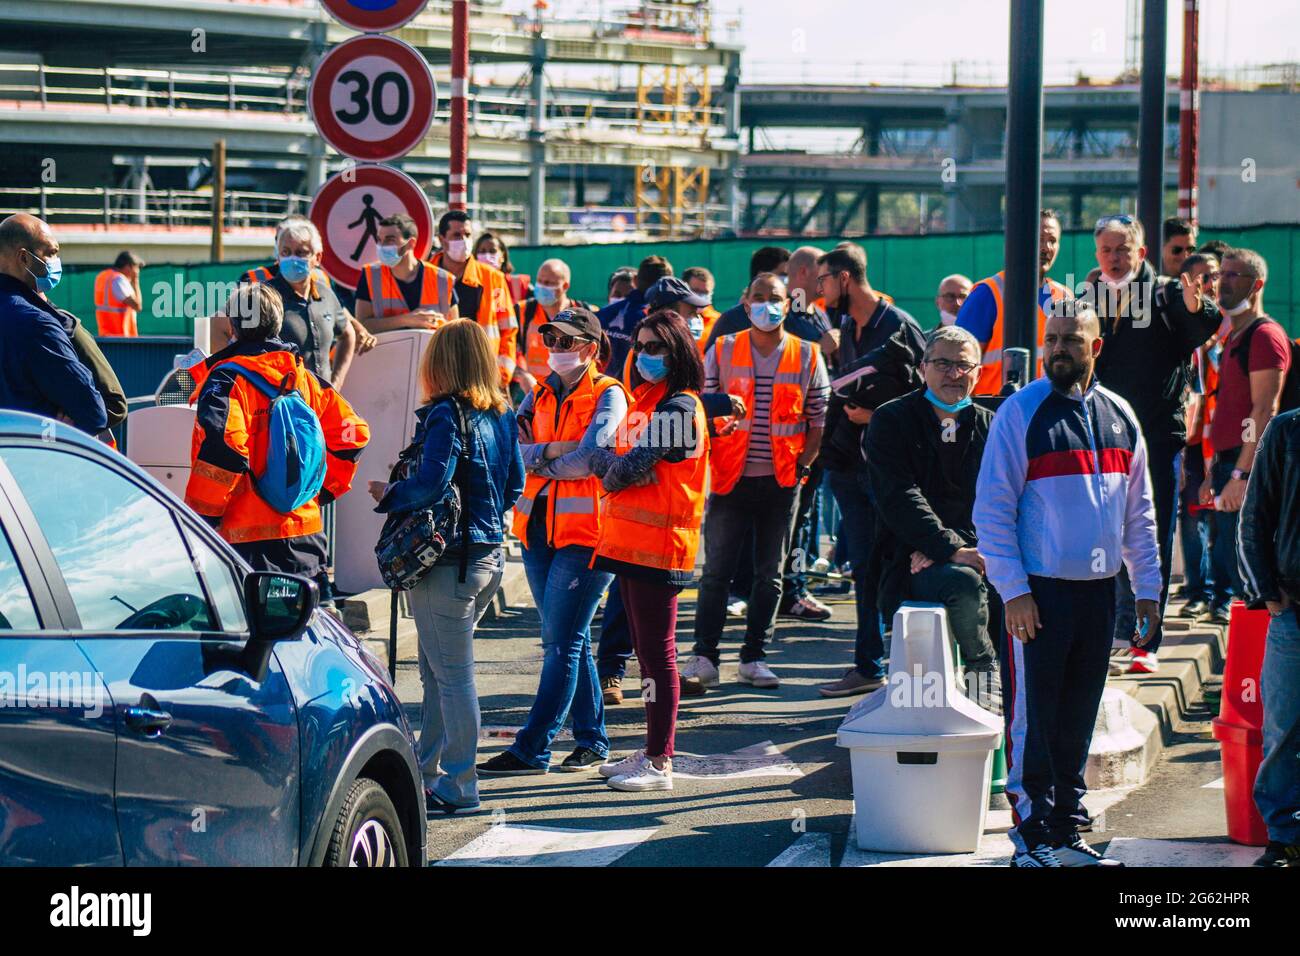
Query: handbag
375,399,474,593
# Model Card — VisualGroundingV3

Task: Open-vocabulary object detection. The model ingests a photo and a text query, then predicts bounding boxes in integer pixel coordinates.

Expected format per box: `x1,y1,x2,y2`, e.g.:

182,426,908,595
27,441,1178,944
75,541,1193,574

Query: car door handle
124,706,173,737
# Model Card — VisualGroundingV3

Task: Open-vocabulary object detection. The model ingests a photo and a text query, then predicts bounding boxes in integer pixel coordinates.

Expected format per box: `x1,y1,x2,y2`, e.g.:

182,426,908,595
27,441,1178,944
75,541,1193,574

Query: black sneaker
1253,841,1300,867
1181,599,1210,619
425,787,482,817
477,751,547,776
1053,833,1124,867
1011,843,1064,868
1209,602,1233,626
558,746,606,772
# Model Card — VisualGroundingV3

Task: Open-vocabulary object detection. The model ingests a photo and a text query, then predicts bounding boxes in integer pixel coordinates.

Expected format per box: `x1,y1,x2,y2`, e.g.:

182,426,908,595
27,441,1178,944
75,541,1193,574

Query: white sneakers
606,754,673,791
598,750,644,779
726,599,748,618
679,656,720,688
738,660,780,688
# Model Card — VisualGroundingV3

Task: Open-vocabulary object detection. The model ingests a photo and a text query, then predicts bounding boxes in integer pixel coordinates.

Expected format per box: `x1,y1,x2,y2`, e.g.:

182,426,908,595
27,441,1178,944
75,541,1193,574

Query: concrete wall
1199,91,1300,227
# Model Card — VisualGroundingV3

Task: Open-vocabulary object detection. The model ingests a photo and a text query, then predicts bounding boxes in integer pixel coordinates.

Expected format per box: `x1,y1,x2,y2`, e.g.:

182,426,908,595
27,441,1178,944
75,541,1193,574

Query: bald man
974,305,1160,867
0,214,121,436
935,274,973,328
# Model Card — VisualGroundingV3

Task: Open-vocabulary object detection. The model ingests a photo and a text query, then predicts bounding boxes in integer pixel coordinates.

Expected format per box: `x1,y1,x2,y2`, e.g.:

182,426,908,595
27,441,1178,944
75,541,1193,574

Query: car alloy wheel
349,819,397,867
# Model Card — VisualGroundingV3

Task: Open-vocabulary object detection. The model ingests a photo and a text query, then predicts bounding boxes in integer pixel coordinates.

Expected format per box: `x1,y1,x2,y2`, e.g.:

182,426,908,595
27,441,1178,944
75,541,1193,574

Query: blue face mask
24,249,62,293
924,387,974,415
279,255,312,283
688,315,705,338
636,352,669,383
749,301,784,331
377,244,402,267
534,283,560,306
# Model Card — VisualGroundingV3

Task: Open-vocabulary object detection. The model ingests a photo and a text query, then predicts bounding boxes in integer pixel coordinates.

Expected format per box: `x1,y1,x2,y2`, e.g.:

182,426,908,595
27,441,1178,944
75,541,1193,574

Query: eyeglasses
542,331,589,350
1219,270,1257,282
1096,214,1135,229
938,292,967,303
926,358,978,376
814,272,835,286
1169,244,1194,255
633,339,668,356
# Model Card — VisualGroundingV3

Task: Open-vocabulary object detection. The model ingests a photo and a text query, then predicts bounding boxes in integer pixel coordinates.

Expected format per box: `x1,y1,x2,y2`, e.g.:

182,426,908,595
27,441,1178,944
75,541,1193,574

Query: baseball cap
538,307,602,342
647,276,710,310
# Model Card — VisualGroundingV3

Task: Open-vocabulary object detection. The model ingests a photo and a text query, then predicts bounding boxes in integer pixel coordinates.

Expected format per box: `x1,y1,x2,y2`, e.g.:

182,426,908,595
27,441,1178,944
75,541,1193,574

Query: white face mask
547,350,586,374
1223,298,1252,317
444,238,469,262
476,251,501,268
939,310,958,326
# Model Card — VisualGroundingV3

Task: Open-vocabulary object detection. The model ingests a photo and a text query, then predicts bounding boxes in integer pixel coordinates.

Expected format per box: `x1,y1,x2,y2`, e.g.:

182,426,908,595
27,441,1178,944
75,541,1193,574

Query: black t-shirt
355,262,457,313
269,273,348,383
455,278,483,323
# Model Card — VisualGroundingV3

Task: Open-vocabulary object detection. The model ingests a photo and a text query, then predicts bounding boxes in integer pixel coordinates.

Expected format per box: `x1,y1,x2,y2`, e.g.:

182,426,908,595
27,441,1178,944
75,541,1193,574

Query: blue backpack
227,365,327,513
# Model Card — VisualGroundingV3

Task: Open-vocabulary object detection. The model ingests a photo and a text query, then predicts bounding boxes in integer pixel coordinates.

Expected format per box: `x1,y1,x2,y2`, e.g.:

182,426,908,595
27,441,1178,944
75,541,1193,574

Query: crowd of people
0,206,1296,867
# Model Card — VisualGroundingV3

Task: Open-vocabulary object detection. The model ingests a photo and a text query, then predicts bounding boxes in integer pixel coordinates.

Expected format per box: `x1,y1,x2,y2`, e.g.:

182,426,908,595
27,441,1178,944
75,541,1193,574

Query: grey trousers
909,561,994,671
408,548,504,807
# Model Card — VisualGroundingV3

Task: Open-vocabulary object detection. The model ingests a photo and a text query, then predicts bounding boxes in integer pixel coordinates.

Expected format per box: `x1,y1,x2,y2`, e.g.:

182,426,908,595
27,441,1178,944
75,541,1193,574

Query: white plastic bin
836,603,1003,853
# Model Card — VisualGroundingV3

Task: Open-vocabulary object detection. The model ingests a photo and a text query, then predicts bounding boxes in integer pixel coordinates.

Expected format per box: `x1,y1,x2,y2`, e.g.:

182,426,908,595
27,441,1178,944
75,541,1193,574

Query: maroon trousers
619,576,681,759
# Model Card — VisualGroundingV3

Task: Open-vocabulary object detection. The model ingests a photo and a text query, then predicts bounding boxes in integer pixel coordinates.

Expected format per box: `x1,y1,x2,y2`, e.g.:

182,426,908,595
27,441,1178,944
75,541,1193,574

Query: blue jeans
510,520,613,769
1113,440,1179,653
1255,608,1300,844
1178,449,1215,603
1211,450,1244,600
827,469,884,680
595,584,633,681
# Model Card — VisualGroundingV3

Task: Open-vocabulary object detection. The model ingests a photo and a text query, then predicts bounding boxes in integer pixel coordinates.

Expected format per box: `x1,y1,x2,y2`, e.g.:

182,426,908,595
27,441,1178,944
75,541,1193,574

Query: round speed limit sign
309,34,436,163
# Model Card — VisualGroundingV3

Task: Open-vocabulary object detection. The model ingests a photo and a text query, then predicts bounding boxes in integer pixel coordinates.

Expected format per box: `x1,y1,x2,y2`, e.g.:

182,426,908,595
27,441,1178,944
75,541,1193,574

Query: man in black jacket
1086,214,1219,672
1237,408,1300,866
847,325,998,706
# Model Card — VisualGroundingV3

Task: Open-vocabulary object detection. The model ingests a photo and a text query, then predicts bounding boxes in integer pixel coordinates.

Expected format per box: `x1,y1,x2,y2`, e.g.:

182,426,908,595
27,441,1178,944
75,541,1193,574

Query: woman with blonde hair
370,319,524,815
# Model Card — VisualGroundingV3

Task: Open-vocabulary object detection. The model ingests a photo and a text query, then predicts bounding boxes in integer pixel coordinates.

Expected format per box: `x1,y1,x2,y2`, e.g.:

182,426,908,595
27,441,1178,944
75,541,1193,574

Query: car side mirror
244,571,318,643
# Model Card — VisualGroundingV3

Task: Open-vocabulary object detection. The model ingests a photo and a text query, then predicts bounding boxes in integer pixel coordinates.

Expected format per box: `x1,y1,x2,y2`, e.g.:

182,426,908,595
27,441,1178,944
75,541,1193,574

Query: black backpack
1229,318,1300,414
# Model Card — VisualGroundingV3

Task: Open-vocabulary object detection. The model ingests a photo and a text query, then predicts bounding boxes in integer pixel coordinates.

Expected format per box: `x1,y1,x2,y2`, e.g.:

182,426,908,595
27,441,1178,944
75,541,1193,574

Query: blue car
0,411,425,866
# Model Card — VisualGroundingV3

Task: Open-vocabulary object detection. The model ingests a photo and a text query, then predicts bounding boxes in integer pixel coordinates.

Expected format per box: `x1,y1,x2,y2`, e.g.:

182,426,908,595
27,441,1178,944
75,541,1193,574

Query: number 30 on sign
309,34,437,163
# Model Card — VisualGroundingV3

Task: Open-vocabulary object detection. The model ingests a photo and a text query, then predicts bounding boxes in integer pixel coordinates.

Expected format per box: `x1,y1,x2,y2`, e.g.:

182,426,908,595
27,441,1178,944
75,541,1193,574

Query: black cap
539,307,602,342
646,276,710,310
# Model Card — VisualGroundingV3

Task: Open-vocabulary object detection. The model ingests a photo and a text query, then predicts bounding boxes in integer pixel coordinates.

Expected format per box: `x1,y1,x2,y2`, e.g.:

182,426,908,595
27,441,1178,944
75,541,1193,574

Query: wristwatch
1231,468,1250,481
796,464,812,480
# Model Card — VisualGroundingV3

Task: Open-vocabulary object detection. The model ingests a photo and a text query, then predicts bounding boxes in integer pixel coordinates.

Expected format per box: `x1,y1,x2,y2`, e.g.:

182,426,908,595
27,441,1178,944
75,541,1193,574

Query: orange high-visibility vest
184,350,370,545
708,329,817,496
972,271,1071,396
696,305,720,356
593,380,708,573
93,269,138,337
362,261,456,320
431,252,517,385
511,364,627,550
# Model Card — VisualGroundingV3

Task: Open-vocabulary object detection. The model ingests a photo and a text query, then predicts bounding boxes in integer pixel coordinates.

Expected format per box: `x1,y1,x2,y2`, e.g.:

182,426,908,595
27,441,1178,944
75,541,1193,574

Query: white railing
0,186,313,229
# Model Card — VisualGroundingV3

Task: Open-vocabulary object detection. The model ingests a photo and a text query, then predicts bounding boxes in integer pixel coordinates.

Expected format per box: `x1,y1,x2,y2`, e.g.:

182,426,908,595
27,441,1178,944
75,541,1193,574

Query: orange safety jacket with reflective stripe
184,346,370,545
93,269,138,337
361,260,456,320
593,381,708,573
511,365,627,550
696,305,721,356
972,270,1071,396
431,252,517,386
708,330,817,497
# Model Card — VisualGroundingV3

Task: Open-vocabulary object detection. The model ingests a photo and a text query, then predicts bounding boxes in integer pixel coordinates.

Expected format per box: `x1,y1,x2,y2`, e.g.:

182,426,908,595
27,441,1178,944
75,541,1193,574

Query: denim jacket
375,397,525,547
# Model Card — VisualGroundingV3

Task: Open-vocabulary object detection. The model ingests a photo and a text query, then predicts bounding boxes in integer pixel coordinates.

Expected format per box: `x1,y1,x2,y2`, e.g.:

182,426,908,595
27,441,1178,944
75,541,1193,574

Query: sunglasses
1096,214,1135,229
542,331,591,350
1169,244,1194,255
633,339,668,356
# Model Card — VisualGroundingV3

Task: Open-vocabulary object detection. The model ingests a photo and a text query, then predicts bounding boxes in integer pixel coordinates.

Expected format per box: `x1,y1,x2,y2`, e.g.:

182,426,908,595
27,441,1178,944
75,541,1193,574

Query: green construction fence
51,223,1299,336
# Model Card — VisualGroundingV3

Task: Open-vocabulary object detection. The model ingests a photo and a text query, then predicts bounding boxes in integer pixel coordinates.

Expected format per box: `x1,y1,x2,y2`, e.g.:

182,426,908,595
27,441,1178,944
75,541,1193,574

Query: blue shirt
376,398,526,548
0,275,107,434
598,289,650,380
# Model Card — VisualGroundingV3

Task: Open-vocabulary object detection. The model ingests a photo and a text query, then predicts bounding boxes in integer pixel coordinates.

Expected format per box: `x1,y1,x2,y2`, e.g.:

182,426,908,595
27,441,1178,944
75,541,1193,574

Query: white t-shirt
110,273,133,302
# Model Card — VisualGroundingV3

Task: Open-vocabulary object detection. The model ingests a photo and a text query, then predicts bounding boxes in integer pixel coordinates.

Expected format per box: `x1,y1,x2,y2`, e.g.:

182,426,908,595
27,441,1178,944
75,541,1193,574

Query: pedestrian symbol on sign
347,194,385,262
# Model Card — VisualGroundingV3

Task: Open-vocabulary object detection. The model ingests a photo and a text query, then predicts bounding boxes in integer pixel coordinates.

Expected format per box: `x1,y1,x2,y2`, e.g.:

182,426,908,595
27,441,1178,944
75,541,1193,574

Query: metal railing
0,186,312,229
0,62,728,138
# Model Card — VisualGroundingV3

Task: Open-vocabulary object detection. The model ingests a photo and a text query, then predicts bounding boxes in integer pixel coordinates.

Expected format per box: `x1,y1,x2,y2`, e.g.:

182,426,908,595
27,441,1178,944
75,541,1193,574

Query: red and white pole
1178,0,1200,223
449,0,469,211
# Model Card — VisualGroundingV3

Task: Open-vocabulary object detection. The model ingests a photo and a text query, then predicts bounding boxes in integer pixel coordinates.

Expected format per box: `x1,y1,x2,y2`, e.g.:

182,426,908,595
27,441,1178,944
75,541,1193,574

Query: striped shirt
705,333,830,477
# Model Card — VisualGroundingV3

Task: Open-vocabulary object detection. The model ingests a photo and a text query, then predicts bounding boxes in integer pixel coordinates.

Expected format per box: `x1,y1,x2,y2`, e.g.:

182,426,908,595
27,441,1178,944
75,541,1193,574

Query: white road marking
769,788,1136,867
673,741,803,780
1202,776,1225,789
435,824,658,867
1104,838,1260,867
